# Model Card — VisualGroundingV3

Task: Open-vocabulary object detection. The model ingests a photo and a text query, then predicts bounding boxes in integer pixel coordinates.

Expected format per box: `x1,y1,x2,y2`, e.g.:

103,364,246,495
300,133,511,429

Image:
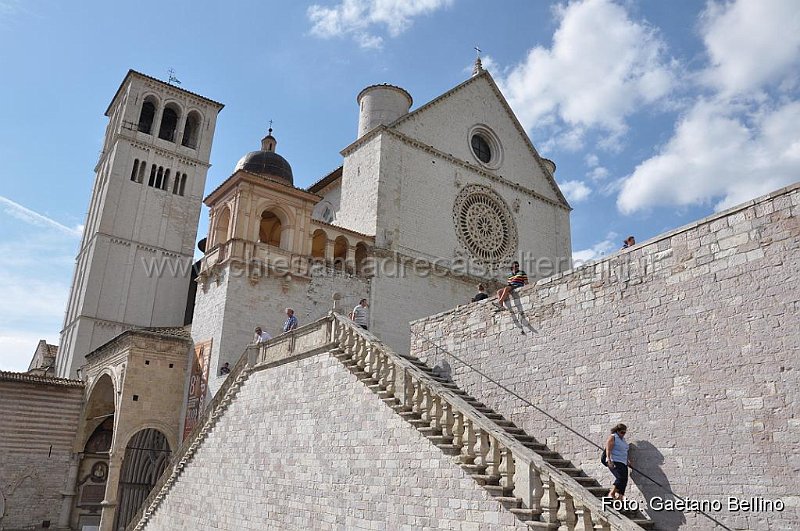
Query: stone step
587,486,609,497
543,458,572,467
556,467,584,477
417,426,441,436
436,444,461,456
426,434,454,445
524,521,558,530
574,477,601,486
632,519,655,529
483,484,514,497
460,463,487,475
470,474,500,486
509,508,542,520
490,495,522,509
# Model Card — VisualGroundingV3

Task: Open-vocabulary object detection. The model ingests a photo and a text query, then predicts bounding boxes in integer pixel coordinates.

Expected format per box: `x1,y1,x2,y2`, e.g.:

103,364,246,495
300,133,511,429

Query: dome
235,150,293,184
234,130,294,185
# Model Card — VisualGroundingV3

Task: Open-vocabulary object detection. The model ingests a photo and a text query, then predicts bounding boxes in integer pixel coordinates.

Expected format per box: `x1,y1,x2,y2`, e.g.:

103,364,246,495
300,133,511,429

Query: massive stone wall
411,184,800,531
0,373,84,530
193,263,370,399
140,351,527,530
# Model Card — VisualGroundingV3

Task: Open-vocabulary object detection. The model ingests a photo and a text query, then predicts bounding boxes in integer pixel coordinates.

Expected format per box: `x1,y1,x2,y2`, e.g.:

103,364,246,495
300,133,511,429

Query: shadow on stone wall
507,292,537,334
632,440,686,530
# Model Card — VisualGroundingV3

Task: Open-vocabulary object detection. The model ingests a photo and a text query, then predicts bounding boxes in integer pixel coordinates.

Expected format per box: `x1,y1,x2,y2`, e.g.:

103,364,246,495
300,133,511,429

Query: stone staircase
129,314,654,530
328,314,654,530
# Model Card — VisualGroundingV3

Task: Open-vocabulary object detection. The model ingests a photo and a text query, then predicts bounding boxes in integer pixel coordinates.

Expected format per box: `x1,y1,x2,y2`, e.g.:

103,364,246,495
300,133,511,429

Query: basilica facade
4,62,571,531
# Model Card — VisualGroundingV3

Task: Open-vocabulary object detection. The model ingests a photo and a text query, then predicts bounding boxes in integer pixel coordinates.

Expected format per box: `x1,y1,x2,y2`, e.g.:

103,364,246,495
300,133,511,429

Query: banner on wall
182,339,212,440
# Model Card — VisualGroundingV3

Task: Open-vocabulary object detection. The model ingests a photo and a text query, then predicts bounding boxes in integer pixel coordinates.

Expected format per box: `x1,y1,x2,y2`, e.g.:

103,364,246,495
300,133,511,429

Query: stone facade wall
411,184,800,531
0,374,83,530
141,351,527,531
194,263,370,399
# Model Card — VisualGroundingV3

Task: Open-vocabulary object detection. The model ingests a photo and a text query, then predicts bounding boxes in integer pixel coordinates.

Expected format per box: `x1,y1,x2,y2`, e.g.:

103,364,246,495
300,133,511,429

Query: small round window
471,134,492,163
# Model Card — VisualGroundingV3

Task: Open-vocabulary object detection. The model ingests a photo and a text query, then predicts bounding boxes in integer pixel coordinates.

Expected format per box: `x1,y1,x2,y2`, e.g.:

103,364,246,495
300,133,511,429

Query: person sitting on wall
219,362,231,375
494,261,528,309
350,298,370,330
283,308,298,333
621,236,636,249
254,326,272,343
472,283,489,302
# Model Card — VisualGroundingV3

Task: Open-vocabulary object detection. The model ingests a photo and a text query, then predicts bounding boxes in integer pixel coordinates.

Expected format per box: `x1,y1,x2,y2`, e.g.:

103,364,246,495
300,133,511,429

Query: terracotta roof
307,166,343,193
46,343,59,358
0,370,84,388
105,69,224,116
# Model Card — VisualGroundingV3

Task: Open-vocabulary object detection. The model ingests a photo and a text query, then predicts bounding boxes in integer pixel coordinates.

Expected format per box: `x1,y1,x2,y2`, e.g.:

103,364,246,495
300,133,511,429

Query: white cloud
0,199,80,372
308,0,453,49
498,0,676,143
617,98,800,213
573,233,618,262
0,196,83,237
587,166,609,181
701,0,800,96
616,0,800,214
559,180,592,203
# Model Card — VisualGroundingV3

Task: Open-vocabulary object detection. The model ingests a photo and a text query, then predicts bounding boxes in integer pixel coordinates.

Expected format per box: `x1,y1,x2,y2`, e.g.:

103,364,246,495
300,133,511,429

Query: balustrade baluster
386,360,396,396
461,418,477,464
473,429,490,468
540,473,559,524
356,338,368,370
451,410,464,448
430,395,442,430
485,435,501,479
376,351,387,387
420,385,431,422
403,369,415,408
574,503,596,531
412,380,424,415
498,446,515,489
556,486,577,531
440,401,454,438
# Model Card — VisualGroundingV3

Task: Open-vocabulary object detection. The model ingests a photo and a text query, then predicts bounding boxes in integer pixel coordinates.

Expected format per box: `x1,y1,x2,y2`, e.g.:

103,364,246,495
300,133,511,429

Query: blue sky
1,0,798,371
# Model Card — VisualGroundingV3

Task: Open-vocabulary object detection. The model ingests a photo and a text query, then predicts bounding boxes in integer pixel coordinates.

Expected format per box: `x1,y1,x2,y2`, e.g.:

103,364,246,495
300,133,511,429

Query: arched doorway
333,236,349,270
311,229,327,259
72,374,116,529
213,207,230,248
259,210,283,248
113,429,171,531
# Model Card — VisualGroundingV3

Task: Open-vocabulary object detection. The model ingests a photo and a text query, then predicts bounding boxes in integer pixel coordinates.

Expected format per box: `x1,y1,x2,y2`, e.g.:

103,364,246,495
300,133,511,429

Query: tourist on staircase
605,423,631,500
283,308,298,333
350,299,370,330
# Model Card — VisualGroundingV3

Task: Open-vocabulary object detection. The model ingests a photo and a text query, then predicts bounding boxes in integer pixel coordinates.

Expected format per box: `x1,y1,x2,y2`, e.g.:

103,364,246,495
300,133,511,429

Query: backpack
600,449,608,466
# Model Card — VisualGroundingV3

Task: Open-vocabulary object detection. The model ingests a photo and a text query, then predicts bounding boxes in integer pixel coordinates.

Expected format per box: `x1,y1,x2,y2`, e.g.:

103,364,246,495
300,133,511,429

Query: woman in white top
350,299,369,330
605,423,631,500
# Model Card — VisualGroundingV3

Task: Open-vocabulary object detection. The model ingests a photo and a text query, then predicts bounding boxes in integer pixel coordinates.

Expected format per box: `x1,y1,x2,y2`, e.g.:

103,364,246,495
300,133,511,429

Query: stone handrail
329,313,642,531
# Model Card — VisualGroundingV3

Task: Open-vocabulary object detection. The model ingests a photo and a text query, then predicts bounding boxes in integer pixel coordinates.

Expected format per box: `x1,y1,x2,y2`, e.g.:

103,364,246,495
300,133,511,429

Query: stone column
57,452,82,529
325,239,334,261
98,450,123,531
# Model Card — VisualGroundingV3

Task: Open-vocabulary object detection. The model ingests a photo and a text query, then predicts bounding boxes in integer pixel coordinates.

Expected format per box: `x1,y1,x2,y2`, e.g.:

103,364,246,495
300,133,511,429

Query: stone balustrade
329,313,643,531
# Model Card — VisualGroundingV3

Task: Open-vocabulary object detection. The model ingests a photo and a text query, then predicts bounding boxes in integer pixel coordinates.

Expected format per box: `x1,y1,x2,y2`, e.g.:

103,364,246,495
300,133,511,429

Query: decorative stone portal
113,429,171,531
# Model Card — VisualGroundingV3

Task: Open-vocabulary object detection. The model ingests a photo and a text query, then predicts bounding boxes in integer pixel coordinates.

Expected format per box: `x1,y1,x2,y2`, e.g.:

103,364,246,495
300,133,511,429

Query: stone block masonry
0,372,84,529
140,351,528,530
411,183,800,531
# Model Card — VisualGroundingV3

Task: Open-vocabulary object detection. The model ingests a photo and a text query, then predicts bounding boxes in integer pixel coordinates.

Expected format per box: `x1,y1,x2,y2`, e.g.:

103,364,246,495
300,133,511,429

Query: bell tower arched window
181,111,201,149
137,97,157,134
158,104,180,142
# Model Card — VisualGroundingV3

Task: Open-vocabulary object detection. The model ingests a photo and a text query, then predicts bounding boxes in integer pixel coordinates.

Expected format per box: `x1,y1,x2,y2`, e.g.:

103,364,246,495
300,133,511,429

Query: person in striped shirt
494,261,528,309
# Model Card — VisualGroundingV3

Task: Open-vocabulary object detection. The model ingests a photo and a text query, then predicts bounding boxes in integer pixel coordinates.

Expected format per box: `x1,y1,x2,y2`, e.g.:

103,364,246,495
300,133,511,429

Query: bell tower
57,70,224,378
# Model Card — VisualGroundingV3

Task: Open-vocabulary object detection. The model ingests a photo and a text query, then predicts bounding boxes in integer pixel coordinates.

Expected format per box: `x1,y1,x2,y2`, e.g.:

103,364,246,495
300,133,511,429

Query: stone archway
112,429,171,531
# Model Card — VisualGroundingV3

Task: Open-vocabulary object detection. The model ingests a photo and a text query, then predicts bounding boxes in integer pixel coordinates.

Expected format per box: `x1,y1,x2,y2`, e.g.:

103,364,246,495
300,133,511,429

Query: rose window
453,185,517,265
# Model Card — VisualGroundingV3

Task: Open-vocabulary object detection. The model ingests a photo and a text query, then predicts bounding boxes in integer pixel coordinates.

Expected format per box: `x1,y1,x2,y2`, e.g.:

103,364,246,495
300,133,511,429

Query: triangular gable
389,71,569,209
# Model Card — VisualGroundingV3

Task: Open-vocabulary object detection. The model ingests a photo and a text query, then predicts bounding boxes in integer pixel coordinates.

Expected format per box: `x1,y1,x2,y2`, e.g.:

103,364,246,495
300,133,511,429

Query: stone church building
4,62,795,531
2,62,573,530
